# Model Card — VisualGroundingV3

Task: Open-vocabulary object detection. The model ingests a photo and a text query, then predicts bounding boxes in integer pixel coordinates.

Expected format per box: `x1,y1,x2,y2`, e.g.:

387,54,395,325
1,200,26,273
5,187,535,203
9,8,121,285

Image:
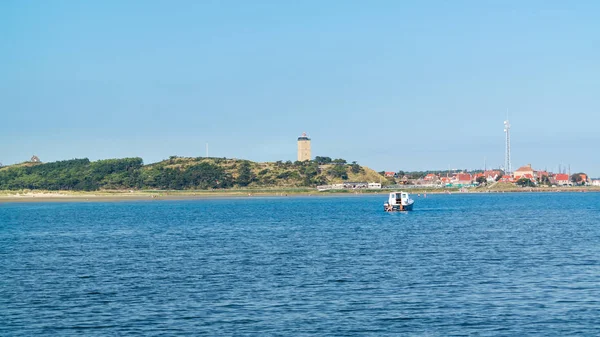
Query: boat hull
383,202,414,212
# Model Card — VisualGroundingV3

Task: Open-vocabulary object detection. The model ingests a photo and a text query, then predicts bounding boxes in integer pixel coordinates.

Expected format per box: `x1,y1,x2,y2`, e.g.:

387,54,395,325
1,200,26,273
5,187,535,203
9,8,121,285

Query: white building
368,183,382,189
592,180,600,187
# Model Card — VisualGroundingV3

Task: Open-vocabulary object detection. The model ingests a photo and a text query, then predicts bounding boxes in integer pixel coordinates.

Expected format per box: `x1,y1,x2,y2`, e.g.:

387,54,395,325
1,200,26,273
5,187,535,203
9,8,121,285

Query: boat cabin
388,192,410,206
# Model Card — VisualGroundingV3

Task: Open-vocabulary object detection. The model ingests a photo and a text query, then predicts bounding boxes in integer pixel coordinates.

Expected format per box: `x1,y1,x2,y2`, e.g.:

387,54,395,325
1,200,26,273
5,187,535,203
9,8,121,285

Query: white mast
504,119,511,174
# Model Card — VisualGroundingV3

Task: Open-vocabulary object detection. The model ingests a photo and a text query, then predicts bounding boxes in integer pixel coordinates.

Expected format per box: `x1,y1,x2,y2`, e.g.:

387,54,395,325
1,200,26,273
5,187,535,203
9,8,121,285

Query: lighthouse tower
297,132,311,161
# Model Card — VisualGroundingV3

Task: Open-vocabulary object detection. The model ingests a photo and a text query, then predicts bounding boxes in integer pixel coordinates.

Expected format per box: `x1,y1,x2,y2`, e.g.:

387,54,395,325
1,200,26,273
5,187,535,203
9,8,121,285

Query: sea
1,192,599,336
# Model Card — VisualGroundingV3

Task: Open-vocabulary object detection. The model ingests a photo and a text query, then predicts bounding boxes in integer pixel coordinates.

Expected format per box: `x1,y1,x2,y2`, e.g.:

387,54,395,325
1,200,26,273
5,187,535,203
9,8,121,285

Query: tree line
0,156,367,191
0,158,233,191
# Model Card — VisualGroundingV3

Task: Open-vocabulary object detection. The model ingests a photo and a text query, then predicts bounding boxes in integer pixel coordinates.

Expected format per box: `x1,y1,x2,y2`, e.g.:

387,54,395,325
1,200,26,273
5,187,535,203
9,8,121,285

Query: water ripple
1,193,600,335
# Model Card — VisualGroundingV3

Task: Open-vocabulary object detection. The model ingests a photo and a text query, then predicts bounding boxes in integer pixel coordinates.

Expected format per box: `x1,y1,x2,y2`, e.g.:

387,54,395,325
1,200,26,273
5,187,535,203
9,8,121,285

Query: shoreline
1,187,599,203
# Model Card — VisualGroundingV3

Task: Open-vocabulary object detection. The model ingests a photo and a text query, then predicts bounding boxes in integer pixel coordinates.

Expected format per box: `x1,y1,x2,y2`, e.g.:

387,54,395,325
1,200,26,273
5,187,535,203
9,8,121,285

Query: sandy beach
1,187,598,203
0,190,331,203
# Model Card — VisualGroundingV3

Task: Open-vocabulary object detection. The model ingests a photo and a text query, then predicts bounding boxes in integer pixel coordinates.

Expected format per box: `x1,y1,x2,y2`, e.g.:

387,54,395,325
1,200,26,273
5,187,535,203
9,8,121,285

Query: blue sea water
1,192,600,336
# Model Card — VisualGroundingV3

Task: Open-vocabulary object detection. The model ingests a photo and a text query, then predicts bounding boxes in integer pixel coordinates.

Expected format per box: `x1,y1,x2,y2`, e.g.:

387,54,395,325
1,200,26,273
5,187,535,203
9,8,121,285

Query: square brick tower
297,132,311,161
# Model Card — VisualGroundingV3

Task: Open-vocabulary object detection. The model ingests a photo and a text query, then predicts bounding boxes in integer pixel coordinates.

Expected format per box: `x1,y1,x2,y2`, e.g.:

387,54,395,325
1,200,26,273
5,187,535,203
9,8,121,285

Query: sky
2,0,599,176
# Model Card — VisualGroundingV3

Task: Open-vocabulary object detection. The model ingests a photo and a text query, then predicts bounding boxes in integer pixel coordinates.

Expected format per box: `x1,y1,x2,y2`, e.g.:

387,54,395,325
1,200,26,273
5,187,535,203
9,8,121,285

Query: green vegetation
538,175,551,186
0,156,384,191
516,177,536,187
571,172,587,185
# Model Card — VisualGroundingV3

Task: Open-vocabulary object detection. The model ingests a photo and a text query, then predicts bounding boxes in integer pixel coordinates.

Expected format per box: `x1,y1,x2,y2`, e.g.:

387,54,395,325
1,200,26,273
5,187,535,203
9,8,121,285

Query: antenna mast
504,119,512,174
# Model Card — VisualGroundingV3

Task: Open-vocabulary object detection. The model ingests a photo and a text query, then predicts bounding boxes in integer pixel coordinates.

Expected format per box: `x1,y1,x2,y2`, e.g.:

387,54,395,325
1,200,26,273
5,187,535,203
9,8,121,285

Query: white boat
383,191,414,211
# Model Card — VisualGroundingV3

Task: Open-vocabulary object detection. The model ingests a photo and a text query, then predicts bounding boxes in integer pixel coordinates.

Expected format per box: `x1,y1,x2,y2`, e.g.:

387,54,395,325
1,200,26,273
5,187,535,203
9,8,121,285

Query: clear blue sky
2,1,599,176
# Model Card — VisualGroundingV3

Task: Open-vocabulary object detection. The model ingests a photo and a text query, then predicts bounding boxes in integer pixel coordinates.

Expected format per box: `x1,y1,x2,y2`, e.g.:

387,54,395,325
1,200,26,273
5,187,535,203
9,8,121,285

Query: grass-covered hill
0,156,385,191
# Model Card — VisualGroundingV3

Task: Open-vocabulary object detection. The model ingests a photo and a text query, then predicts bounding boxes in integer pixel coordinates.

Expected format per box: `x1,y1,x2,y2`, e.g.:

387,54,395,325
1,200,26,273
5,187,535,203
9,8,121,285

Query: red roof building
554,173,570,185
455,173,472,184
483,170,502,182
424,173,437,181
520,173,535,182
513,164,536,180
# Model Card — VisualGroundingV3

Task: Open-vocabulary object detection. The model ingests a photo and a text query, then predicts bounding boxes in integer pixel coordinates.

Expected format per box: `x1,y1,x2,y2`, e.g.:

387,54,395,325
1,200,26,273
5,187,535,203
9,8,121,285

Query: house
343,182,368,189
500,175,513,182
592,180,600,187
317,185,332,191
567,173,589,186
384,171,397,178
520,173,536,183
513,164,536,180
554,173,570,186
536,171,550,184
454,173,472,185
423,173,438,181
440,177,452,185
484,170,502,182
368,182,382,189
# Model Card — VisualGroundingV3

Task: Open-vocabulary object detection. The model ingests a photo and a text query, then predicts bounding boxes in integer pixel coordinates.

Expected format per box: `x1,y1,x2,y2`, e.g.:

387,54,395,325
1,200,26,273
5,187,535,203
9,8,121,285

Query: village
382,164,598,188
318,165,598,192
